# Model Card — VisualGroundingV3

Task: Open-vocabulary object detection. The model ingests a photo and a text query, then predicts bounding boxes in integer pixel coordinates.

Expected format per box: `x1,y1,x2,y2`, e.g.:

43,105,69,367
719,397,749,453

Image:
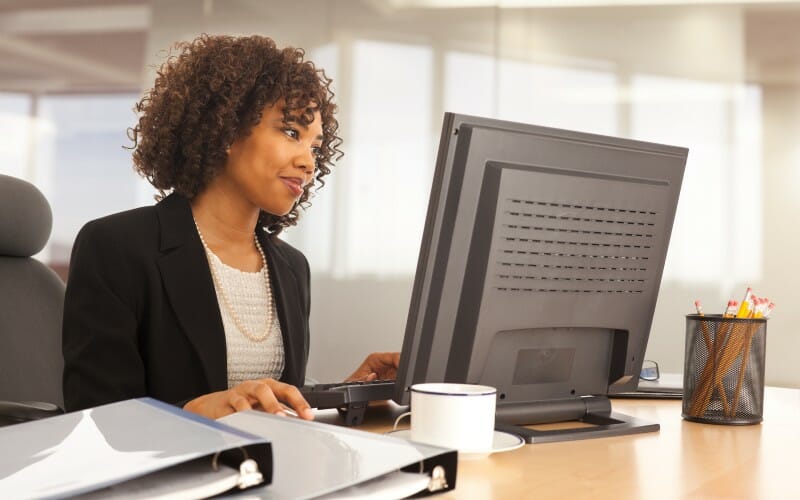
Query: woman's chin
261,203,295,218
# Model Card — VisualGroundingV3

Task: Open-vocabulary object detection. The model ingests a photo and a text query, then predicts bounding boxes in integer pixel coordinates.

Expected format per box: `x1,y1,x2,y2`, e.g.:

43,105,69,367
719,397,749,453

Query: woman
62,34,399,419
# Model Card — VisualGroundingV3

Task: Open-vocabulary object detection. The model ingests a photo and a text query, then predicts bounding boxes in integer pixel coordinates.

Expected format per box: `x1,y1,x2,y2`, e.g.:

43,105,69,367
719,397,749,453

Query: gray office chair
0,173,65,426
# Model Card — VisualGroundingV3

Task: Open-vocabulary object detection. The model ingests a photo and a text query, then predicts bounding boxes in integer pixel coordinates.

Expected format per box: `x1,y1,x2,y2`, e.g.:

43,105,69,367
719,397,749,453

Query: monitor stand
494,396,659,444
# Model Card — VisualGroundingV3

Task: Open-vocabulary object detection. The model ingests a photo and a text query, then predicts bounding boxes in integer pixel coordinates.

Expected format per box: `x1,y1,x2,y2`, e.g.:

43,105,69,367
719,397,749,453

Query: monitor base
494,396,660,444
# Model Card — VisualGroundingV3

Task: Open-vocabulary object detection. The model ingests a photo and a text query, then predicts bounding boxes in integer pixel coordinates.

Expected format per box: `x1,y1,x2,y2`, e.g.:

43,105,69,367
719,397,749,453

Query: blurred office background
1,0,798,387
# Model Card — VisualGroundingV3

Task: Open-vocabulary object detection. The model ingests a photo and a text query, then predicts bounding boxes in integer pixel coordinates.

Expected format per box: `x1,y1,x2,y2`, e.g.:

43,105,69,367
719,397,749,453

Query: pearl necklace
194,221,274,343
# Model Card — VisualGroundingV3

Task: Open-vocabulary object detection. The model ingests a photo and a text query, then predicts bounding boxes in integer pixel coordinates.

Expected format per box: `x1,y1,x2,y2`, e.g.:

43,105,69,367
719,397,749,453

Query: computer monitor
393,113,687,443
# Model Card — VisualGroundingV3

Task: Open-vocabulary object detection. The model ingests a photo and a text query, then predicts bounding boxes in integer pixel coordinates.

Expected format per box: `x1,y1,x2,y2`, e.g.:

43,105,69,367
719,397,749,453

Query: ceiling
0,0,798,94
746,6,800,85
0,0,148,93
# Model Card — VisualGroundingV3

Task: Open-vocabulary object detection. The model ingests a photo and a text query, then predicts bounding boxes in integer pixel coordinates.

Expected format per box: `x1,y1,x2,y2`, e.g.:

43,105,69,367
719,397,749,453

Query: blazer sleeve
303,252,311,363
62,220,146,412
270,237,312,386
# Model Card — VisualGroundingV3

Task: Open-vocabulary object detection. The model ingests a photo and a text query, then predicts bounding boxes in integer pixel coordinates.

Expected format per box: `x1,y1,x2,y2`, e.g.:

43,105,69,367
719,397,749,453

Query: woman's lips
281,177,304,197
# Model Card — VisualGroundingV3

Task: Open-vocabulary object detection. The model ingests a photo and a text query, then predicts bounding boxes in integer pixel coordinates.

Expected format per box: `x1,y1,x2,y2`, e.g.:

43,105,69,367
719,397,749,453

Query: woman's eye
283,128,299,139
311,146,322,158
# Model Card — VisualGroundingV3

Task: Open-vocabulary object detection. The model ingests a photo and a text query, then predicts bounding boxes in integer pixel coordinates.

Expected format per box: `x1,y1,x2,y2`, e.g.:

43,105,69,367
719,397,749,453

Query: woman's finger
279,403,299,417
228,392,253,414
271,382,314,420
250,382,286,416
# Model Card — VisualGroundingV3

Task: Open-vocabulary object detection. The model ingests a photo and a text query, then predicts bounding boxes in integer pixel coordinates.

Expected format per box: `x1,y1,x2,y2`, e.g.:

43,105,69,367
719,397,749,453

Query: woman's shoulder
268,236,309,271
71,206,164,265
78,205,159,240
79,193,191,241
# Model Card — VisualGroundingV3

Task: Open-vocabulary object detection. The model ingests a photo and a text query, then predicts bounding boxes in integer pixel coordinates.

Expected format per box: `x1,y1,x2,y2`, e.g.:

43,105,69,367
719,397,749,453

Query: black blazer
62,193,310,412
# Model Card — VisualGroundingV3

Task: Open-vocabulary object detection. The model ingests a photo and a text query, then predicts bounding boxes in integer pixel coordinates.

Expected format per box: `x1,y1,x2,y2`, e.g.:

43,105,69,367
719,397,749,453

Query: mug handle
392,411,412,431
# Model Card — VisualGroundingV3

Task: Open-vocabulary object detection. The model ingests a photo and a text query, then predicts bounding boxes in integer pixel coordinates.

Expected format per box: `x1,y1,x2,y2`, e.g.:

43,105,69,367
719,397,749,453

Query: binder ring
211,446,250,471
211,447,264,490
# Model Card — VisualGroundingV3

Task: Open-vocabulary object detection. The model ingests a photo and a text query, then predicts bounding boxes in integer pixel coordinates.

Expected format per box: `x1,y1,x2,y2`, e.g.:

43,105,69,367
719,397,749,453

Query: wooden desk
318,387,800,499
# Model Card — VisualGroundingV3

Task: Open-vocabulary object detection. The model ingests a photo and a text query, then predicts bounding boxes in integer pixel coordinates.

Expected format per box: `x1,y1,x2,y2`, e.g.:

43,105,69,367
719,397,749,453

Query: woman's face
221,100,323,217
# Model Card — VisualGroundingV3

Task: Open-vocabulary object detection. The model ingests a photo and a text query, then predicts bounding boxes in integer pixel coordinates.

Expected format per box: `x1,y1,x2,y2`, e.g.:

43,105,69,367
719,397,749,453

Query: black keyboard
300,379,396,426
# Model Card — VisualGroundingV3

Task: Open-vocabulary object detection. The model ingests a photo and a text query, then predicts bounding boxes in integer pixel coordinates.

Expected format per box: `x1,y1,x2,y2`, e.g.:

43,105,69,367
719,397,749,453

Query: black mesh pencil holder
682,314,767,425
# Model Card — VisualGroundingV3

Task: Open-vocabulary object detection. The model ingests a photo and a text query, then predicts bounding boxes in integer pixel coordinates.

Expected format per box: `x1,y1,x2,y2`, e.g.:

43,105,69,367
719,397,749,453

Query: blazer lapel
260,230,304,386
155,194,227,392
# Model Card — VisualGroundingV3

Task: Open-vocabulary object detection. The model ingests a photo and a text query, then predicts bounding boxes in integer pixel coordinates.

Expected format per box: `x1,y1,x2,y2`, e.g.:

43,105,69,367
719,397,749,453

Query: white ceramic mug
396,383,497,452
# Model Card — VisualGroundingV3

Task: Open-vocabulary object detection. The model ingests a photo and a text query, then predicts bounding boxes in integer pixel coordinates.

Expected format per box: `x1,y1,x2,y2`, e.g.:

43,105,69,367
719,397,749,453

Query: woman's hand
345,352,401,382
183,378,314,420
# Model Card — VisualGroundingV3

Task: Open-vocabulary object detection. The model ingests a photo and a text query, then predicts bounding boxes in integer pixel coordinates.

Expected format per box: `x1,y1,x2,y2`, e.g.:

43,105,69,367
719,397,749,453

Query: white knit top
205,250,285,388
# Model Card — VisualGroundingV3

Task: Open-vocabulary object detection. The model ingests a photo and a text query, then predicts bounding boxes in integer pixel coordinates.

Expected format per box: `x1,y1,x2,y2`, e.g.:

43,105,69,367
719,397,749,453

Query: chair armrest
0,400,64,427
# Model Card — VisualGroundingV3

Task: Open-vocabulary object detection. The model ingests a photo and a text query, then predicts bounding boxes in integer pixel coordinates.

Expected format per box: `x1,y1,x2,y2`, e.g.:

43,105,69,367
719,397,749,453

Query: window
336,40,435,277
444,51,495,117
0,93,33,181
497,60,618,136
631,76,762,284
1,93,144,263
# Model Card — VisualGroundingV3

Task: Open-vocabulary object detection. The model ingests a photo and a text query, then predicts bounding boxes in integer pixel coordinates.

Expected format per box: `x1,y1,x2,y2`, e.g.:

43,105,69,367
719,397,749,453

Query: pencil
735,287,753,318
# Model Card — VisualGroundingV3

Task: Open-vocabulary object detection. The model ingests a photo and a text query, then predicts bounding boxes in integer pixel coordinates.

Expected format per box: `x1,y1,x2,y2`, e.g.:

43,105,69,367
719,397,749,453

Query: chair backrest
0,174,65,409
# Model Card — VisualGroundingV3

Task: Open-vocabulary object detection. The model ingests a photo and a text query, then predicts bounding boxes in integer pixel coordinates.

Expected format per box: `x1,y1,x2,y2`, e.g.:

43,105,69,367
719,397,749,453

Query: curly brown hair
128,34,342,234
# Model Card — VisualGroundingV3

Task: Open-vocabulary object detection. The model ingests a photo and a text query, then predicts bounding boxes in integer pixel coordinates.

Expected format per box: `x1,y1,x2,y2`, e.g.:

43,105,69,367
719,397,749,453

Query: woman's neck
190,184,263,271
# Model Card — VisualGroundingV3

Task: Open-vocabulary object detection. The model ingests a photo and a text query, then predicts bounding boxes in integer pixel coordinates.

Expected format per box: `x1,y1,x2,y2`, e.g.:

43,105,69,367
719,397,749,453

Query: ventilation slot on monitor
494,199,658,294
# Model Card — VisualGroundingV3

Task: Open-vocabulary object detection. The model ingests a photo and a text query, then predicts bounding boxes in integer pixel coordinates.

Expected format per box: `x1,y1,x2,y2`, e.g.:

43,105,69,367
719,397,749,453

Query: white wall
759,84,800,386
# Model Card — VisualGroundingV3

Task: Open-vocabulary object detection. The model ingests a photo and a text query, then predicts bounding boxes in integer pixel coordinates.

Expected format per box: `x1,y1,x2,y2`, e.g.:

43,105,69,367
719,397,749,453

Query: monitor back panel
396,114,687,406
